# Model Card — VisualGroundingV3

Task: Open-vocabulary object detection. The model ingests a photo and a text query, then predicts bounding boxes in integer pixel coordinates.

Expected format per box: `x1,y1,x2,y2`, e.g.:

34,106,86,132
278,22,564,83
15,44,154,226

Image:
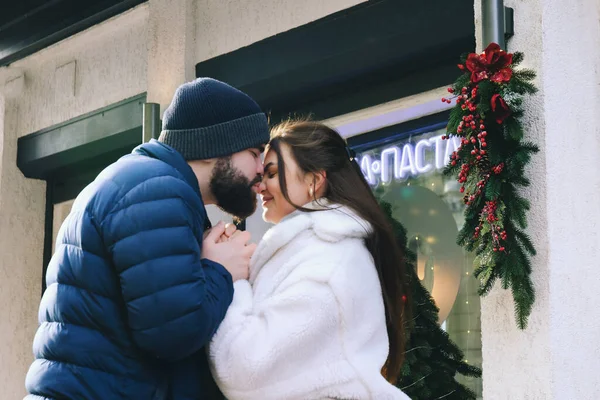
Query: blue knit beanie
158,78,270,160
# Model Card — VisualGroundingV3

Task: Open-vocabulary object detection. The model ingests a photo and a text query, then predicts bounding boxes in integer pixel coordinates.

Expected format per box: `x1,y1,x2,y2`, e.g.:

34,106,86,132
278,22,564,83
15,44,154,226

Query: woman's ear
306,171,327,197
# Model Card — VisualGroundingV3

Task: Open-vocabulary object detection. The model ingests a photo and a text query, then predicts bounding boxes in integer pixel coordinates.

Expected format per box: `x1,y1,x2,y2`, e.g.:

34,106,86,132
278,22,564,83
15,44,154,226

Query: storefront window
354,121,483,398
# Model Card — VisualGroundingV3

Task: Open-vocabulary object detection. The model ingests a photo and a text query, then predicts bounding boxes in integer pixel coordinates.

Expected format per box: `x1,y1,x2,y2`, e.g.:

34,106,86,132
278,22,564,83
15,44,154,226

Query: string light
462,252,480,395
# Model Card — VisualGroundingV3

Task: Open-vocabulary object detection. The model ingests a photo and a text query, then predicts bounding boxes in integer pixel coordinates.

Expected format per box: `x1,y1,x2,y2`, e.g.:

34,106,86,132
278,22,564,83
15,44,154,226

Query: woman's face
259,143,311,224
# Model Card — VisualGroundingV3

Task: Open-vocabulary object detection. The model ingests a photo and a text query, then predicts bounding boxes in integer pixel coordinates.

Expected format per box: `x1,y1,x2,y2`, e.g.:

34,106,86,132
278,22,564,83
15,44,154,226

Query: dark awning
17,94,145,180
195,0,475,120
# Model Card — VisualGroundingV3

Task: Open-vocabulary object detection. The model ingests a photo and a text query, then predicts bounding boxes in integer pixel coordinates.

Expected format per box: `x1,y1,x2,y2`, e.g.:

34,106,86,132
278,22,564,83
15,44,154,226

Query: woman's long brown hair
268,119,410,383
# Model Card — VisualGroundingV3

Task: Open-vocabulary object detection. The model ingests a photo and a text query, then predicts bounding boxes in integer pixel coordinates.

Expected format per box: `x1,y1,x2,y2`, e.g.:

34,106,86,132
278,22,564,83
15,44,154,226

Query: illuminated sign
357,133,460,186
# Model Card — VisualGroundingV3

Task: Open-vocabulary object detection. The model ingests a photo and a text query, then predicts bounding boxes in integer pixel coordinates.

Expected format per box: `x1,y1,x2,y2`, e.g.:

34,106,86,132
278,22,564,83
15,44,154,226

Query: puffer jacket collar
133,139,201,197
132,139,211,229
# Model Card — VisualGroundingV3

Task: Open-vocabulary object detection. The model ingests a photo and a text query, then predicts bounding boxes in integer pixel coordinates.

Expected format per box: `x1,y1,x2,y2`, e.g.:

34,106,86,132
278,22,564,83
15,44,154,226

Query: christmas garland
441,43,538,328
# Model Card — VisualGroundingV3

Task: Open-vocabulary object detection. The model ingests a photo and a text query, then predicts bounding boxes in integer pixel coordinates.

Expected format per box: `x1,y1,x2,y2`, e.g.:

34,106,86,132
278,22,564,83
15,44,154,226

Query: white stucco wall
478,0,600,398
3,5,149,137
0,94,47,399
0,5,149,398
146,0,198,113
543,0,600,397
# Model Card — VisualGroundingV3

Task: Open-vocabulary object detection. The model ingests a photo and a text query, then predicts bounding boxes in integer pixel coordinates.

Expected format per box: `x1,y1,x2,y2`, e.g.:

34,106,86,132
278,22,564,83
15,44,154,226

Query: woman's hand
205,222,239,243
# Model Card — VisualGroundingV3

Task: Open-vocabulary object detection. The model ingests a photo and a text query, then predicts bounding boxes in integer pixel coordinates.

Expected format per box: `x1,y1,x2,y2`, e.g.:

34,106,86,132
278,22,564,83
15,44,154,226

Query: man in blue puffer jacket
24,78,270,399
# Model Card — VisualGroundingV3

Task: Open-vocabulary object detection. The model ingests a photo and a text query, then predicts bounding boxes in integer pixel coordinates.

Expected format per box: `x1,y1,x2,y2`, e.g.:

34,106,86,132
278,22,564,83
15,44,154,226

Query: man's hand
202,222,256,281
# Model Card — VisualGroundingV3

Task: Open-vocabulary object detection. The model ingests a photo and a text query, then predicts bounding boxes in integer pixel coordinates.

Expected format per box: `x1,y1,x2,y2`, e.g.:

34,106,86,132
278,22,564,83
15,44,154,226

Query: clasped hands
202,221,256,281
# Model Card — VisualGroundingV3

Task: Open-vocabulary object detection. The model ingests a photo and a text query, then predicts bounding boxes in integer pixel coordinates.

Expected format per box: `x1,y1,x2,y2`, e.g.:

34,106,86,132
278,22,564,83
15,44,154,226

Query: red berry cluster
441,80,512,252
492,162,505,174
482,200,499,222
441,87,455,104
442,84,492,203
473,200,508,252
457,162,468,183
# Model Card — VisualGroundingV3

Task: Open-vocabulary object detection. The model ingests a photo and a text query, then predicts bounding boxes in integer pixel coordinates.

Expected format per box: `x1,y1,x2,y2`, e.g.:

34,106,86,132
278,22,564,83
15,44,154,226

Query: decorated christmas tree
378,199,482,399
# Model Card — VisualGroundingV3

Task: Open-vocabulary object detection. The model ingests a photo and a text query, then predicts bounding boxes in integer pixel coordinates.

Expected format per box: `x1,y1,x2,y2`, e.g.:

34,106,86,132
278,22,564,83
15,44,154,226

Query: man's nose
256,158,264,175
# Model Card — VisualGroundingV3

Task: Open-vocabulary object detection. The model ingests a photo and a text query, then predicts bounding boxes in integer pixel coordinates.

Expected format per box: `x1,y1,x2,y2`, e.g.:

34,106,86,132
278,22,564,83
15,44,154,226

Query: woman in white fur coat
208,120,411,400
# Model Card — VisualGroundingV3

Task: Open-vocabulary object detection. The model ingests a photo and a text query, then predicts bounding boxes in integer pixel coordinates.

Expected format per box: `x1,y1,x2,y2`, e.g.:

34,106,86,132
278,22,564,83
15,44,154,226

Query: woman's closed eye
263,162,278,179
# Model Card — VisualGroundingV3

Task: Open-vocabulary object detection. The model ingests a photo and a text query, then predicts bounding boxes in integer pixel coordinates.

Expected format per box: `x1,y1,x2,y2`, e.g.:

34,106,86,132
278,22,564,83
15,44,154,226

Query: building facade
1,0,599,398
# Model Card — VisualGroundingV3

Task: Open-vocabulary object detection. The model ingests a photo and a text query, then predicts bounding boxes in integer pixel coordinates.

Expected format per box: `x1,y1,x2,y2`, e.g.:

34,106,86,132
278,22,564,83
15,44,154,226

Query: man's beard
209,157,261,220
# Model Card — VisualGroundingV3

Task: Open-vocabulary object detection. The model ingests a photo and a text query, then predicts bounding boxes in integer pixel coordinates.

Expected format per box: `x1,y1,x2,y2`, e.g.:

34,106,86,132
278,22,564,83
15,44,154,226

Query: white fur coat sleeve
208,276,340,398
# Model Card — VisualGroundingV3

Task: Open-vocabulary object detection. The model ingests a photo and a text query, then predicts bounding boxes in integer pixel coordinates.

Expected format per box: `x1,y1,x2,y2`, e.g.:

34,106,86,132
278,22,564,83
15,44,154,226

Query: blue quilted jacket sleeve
100,173,234,362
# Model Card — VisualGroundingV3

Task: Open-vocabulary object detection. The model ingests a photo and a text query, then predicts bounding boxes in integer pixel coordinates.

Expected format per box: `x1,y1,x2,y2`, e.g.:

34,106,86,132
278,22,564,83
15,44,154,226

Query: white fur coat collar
250,201,371,282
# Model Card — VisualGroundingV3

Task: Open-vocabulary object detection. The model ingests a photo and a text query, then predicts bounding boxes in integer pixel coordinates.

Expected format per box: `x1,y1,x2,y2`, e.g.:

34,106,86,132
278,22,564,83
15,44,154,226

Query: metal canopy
17,93,146,180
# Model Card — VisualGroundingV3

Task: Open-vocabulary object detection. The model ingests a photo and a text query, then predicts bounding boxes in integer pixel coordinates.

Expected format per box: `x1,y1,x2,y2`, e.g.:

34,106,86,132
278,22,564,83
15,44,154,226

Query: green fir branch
511,52,524,66
520,142,540,153
447,106,464,134
514,228,536,256
514,80,538,95
511,277,535,329
453,74,471,93
511,238,534,275
513,148,534,165
456,226,472,247
508,198,529,229
484,178,502,199
509,175,531,187
475,264,499,296
443,162,461,177
513,68,536,81
504,117,524,141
